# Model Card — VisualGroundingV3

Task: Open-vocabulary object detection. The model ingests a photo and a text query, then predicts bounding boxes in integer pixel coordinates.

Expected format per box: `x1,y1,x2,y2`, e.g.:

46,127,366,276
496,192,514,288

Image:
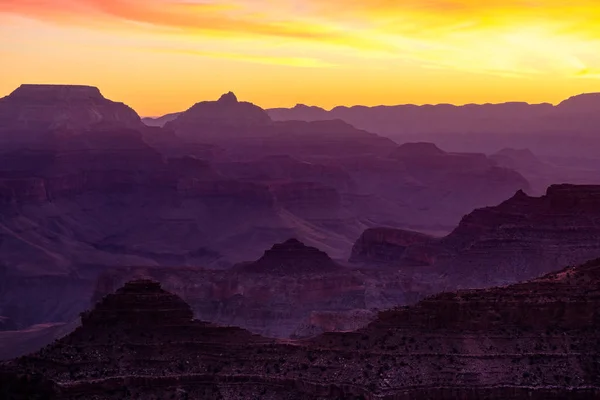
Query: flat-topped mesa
80,279,194,327
237,238,342,274
0,84,143,134
7,84,104,102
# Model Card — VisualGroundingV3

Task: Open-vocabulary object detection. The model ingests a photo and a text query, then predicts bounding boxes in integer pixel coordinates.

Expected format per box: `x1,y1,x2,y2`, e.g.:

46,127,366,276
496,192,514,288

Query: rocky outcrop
3,259,600,399
165,92,272,141
355,184,600,288
235,239,343,274
351,227,435,265
0,84,142,137
84,238,441,340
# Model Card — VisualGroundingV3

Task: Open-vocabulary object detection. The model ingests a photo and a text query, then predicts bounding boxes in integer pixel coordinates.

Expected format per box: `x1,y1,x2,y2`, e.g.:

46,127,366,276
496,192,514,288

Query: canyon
0,85,530,329
2,84,600,398
5,183,600,362
2,256,600,399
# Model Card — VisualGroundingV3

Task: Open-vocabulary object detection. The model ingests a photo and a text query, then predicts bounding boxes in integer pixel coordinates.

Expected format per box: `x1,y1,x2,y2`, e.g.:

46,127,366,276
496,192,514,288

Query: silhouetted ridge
217,91,238,104
165,92,272,138
237,239,341,274
8,84,104,101
0,84,142,136
557,92,600,113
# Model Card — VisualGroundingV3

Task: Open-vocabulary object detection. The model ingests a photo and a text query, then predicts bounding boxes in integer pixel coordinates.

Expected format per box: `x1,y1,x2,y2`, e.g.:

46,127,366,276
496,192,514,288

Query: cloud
576,68,600,79
148,47,338,68
2,0,600,78
0,0,339,39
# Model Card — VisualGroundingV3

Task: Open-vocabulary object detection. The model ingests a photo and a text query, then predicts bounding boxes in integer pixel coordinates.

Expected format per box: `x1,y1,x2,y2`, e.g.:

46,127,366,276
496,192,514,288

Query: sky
1,0,600,116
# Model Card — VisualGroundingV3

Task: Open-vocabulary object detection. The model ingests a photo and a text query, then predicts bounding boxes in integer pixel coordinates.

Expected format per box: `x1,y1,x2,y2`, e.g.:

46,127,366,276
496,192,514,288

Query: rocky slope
353,184,600,288
3,258,600,399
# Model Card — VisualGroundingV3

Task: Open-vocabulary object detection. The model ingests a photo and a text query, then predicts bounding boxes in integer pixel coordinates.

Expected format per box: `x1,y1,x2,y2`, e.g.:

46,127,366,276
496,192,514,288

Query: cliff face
0,85,142,137
3,259,600,399
353,184,600,288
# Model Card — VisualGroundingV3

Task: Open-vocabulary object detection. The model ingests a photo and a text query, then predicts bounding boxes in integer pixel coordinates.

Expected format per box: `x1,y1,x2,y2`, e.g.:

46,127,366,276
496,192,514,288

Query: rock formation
164,92,396,158
235,238,343,274
3,257,600,399
0,85,142,140
82,238,439,341
353,184,600,288
165,91,272,140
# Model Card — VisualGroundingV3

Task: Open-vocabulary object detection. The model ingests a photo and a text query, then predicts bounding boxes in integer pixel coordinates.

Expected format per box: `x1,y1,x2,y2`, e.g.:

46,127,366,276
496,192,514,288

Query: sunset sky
1,0,600,116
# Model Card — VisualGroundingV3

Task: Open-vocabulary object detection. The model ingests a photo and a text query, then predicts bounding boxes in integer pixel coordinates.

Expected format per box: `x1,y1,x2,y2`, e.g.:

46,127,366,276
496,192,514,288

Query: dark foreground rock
2,257,600,399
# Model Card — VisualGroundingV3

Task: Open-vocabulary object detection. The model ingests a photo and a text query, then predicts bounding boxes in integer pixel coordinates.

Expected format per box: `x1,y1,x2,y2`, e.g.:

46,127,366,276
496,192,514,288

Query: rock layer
3,258,600,399
353,184,600,288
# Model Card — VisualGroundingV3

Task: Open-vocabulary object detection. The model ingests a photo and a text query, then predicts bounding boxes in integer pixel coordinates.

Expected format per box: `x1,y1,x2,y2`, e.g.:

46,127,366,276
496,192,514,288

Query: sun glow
1,0,600,115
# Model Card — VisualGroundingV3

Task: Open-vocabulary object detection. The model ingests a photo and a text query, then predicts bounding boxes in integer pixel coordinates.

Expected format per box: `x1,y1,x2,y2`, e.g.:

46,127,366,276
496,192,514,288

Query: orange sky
1,0,600,116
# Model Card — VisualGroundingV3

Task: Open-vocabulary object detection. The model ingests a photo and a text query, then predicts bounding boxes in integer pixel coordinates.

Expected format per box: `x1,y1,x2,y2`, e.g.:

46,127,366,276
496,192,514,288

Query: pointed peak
218,91,238,104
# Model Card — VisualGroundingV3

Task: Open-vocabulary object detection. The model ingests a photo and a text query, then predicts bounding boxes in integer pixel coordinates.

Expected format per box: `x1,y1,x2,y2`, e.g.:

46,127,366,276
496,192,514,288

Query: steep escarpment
354,184,600,288
3,260,600,399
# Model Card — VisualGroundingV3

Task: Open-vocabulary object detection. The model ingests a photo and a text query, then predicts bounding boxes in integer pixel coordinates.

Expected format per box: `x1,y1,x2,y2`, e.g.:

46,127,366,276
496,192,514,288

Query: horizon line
3,83,599,119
